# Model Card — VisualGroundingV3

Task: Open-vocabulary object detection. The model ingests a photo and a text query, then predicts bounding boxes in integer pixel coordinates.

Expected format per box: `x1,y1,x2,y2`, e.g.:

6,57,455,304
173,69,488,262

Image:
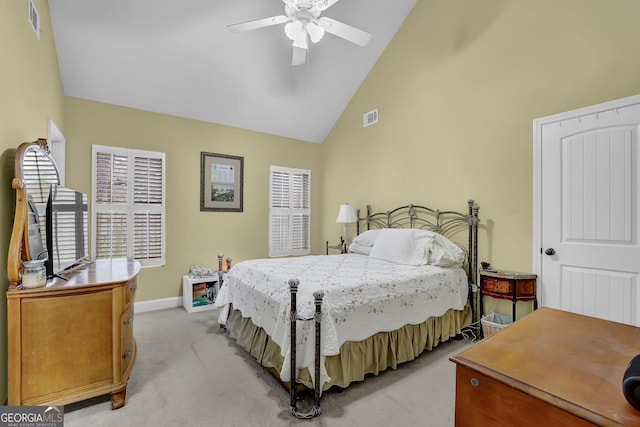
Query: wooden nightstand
479,270,537,325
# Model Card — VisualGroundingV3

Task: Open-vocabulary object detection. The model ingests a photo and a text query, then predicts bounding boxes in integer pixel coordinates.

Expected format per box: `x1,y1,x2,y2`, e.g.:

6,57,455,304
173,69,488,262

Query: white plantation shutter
133,156,164,261
269,166,310,257
94,212,128,258
92,145,165,266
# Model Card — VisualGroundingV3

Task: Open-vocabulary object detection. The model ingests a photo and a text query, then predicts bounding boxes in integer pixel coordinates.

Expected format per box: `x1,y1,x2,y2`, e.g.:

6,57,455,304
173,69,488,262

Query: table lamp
336,203,357,245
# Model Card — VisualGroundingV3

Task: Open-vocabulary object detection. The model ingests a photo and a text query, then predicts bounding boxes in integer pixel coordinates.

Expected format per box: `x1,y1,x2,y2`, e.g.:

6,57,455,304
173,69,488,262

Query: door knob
545,248,556,256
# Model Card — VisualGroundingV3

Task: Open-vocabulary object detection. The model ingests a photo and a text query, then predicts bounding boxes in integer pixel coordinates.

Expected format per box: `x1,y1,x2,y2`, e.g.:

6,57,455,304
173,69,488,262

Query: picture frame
200,152,244,212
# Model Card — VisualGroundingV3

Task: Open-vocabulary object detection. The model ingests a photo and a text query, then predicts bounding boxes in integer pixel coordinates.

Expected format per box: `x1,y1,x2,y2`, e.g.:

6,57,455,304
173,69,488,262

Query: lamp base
343,224,352,246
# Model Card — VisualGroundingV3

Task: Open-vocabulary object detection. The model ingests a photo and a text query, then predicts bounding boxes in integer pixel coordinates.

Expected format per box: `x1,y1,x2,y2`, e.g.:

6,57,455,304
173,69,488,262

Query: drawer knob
123,349,132,360
471,378,479,387
123,316,132,326
130,284,137,293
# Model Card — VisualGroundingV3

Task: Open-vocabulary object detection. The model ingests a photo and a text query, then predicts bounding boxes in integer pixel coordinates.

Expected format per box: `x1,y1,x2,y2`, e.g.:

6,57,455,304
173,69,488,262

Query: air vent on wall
28,0,40,41
363,109,378,127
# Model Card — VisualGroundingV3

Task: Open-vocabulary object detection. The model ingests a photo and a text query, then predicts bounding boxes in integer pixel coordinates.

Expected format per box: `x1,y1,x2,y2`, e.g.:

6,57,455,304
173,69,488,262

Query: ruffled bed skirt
225,303,471,391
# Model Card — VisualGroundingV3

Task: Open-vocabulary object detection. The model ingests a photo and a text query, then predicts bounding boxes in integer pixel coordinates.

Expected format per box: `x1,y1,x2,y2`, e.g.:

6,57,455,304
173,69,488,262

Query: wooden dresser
450,308,640,426
7,258,141,409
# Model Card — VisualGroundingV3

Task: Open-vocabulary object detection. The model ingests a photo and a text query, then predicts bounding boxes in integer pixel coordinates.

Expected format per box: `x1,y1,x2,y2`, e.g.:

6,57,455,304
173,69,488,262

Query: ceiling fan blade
292,46,307,66
317,17,372,47
317,0,343,11
227,15,289,33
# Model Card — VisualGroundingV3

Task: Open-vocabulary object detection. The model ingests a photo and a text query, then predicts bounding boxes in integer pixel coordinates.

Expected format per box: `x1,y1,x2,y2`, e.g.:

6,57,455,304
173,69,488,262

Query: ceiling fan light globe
306,22,324,43
292,37,308,49
285,21,308,48
285,21,303,40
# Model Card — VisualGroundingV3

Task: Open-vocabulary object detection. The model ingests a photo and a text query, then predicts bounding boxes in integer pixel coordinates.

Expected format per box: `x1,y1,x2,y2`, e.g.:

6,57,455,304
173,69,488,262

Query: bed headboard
356,200,480,319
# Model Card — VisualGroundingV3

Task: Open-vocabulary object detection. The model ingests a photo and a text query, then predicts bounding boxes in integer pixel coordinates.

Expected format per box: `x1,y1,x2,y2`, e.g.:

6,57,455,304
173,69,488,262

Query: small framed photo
200,152,244,212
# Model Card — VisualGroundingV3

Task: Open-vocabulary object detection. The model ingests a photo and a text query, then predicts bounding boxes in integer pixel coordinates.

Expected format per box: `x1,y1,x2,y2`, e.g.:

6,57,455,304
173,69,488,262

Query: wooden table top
7,258,141,297
451,307,640,426
479,269,537,280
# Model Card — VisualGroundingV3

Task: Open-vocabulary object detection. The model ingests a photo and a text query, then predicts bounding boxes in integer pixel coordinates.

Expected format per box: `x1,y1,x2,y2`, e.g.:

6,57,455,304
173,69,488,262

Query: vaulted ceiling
49,0,416,143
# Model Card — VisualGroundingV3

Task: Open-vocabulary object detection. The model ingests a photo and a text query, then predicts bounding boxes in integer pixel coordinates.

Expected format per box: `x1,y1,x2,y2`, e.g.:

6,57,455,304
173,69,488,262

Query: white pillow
352,229,382,247
369,229,432,266
347,242,372,256
429,233,466,267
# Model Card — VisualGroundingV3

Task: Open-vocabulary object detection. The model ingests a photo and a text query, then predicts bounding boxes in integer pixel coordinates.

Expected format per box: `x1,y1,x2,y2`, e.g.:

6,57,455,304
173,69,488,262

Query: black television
45,184,90,278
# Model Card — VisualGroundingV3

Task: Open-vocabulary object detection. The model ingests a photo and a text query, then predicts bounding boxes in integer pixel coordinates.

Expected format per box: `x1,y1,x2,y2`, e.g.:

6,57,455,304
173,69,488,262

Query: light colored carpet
63,307,476,427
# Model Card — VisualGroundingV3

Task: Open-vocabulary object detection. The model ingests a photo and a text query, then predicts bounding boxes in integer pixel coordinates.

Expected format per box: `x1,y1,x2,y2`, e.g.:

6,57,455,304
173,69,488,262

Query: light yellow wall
0,0,64,405
4,0,640,405
321,0,640,284
63,98,322,302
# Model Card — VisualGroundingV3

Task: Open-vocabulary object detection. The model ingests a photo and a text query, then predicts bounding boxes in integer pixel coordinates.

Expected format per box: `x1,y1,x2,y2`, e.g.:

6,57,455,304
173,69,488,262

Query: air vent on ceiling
363,109,378,127
28,0,40,41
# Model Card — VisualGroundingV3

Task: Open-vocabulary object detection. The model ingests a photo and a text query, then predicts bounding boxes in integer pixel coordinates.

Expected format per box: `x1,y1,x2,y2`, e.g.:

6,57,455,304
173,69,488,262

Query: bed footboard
289,279,323,419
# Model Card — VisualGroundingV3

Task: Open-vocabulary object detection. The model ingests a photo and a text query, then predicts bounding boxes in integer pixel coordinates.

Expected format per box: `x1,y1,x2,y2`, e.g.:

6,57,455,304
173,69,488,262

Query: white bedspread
214,253,468,387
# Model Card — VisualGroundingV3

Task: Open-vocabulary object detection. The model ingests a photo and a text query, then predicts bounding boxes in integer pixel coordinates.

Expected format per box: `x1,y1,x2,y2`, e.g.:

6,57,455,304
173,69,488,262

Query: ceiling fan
227,0,372,66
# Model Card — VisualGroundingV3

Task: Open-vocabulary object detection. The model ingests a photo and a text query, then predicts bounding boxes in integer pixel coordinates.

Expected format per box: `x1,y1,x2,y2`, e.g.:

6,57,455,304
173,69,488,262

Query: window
269,166,310,257
92,145,166,267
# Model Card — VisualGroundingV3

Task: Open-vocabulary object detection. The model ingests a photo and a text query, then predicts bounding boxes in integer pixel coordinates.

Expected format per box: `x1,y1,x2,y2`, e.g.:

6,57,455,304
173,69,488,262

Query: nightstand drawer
482,277,511,296
515,279,536,298
480,275,536,301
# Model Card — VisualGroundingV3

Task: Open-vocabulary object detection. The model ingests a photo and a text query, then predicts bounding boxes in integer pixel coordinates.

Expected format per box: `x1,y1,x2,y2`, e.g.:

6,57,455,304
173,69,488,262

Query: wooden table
450,308,640,426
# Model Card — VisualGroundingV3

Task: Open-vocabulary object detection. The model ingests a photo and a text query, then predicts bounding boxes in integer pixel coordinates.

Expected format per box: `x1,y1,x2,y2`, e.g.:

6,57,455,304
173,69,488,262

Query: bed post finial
289,278,299,293
313,290,324,302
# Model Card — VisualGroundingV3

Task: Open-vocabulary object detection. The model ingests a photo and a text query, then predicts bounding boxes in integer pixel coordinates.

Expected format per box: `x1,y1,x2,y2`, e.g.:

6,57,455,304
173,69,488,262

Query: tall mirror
8,139,61,288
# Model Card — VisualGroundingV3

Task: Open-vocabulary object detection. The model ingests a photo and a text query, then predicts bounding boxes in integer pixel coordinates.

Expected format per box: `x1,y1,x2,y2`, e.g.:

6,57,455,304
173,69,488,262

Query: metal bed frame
286,200,480,419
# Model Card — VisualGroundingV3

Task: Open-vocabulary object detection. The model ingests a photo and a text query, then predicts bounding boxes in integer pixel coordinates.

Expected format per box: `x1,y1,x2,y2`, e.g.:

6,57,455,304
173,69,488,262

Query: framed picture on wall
200,152,244,212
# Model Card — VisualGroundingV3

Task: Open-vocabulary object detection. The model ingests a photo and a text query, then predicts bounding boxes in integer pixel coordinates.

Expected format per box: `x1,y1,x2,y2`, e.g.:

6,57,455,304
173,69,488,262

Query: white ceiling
49,0,416,144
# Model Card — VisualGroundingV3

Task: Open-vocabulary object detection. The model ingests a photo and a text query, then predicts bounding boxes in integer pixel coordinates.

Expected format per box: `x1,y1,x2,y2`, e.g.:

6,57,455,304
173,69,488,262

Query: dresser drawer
120,303,134,374
125,278,137,304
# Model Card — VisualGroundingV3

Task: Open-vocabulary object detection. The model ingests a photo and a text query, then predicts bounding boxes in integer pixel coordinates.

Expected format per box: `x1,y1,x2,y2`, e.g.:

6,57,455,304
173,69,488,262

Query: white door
534,94,640,326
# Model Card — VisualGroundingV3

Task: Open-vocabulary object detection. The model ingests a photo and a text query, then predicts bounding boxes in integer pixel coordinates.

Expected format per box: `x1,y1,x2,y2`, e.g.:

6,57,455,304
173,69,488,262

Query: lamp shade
336,204,357,223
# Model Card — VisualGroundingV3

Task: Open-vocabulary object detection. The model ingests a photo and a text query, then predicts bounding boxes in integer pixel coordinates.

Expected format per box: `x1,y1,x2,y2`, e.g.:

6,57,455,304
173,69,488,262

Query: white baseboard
134,297,182,313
